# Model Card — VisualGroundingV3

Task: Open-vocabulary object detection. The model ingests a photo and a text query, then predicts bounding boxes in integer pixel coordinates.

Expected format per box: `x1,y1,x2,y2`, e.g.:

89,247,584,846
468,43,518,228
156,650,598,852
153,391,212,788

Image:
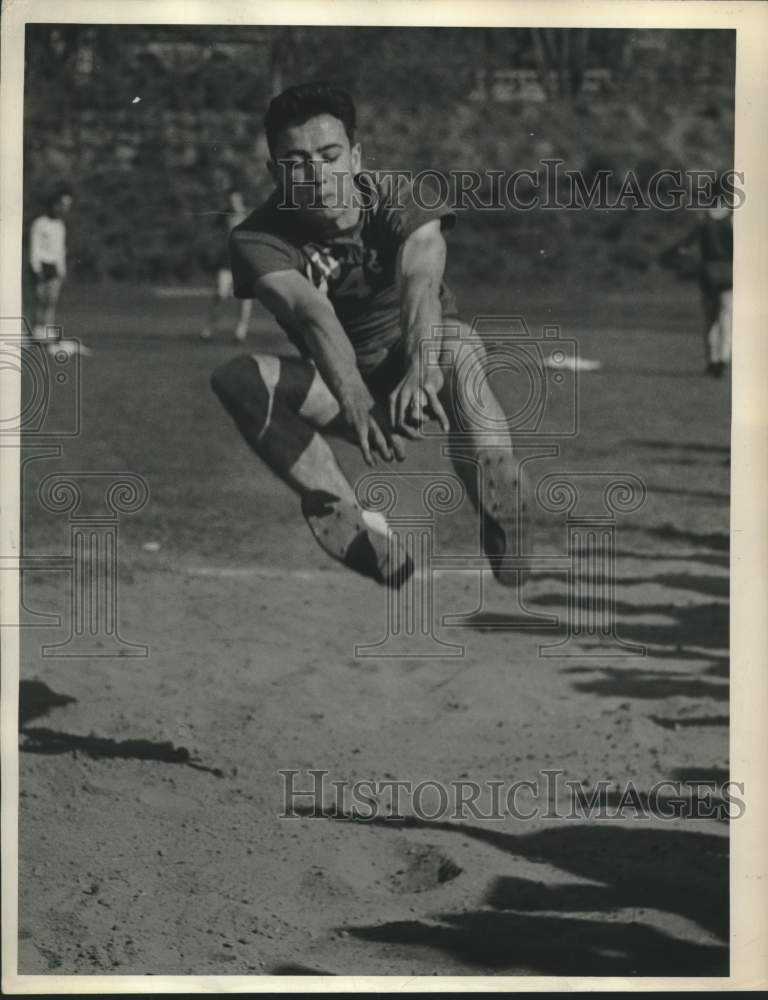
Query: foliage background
23,26,735,288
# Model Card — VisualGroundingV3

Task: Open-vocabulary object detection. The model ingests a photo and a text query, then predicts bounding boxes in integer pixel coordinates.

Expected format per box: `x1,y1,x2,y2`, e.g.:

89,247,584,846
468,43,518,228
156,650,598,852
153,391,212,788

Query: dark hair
46,186,73,212
265,82,356,156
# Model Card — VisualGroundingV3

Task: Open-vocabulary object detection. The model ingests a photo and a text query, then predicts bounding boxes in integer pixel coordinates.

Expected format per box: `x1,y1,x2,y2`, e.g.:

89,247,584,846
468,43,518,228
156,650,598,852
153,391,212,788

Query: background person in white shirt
29,188,72,343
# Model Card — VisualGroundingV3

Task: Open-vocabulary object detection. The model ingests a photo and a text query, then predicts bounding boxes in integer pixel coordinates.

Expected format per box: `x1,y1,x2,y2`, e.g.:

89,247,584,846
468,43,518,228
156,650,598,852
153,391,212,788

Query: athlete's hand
340,383,402,466
389,364,450,439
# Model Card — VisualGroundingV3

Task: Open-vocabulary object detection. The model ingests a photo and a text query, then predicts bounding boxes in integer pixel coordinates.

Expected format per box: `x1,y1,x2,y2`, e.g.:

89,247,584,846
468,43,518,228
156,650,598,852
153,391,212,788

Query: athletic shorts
34,263,60,283
279,313,461,401
31,265,63,307
361,317,460,401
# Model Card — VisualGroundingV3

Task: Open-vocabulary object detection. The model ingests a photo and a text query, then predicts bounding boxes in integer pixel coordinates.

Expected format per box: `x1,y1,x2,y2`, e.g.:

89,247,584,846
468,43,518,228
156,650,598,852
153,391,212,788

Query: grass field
17,276,731,977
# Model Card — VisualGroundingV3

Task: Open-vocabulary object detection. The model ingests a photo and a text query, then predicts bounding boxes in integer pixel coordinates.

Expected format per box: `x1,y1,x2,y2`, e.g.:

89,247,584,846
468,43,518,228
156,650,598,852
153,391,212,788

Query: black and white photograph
1,0,767,991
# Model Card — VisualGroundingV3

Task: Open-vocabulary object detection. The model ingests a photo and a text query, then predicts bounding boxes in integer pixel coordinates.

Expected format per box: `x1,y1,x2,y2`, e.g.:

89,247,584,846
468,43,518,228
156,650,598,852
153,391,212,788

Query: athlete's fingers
402,422,423,441
388,390,398,430
400,387,428,432
396,387,412,431
409,401,428,425
397,416,422,440
389,432,406,462
424,385,450,432
373,400,400,459
390,383,416,430
369,419,393,462
358,428,374,466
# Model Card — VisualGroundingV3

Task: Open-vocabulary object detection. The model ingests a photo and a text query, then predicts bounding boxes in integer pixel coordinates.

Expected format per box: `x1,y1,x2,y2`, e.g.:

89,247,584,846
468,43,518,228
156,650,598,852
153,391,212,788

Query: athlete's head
47,188,73,218
265,82,361,223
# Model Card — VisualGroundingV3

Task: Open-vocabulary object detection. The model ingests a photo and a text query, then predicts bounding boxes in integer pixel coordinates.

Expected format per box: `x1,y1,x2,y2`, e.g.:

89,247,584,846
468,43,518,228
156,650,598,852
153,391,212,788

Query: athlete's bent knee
210,355,270,431
211,355,244,401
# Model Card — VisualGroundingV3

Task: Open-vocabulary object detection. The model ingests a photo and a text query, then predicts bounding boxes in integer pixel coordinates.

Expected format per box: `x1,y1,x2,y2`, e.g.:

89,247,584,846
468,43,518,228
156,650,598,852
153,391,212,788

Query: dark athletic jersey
230,171,459,371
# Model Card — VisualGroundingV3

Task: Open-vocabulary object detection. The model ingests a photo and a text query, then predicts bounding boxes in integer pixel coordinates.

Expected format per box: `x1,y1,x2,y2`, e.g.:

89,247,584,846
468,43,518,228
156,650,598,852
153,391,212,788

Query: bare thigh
216,269,234,299
252,352,345,433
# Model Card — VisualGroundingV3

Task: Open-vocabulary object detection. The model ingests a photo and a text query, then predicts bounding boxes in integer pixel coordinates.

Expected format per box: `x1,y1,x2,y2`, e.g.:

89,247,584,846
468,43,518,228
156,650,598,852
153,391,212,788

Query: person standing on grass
200,188,254,343
697,196,733,378
210,82,528,589
29,188,89,356
660,175,733,378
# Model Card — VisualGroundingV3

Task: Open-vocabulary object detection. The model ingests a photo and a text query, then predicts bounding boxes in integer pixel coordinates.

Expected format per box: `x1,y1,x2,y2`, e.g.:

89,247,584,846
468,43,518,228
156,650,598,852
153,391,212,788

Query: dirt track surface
17,284,730,977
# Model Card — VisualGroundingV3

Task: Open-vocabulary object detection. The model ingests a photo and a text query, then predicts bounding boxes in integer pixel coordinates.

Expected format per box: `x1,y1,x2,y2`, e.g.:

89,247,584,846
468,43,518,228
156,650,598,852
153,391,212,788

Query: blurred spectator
28,187,93,356
660,176,733,377
200,188,253,342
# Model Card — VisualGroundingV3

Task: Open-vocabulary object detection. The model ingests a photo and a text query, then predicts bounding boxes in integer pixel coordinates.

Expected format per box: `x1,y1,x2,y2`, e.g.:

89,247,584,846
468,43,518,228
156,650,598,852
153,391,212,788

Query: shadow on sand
295,808,728,975
18,680,223,776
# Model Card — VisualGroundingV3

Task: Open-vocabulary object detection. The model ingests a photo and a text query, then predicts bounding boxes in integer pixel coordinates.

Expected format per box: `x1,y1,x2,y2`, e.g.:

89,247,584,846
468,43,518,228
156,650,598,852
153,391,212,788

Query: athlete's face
268,113,361,223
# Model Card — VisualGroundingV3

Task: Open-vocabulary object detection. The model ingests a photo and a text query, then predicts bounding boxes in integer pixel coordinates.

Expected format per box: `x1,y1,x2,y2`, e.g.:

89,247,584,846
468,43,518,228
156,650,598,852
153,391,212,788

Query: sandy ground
15,284,730,978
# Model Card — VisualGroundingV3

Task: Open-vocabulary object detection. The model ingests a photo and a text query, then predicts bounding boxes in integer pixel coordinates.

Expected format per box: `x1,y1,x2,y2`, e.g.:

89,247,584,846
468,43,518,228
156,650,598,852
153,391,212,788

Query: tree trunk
530,28,552,97
269,28,294,98
572,28,590,98
560,28,572,99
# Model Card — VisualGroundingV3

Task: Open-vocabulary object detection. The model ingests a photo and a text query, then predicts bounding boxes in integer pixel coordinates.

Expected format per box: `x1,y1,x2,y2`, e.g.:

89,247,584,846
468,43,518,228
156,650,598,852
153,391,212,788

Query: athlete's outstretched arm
251,271,395,465
391,220,450,435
